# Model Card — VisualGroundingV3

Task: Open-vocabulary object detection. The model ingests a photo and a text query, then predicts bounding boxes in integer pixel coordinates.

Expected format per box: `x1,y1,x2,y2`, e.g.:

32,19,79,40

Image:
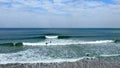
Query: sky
0,0,120,28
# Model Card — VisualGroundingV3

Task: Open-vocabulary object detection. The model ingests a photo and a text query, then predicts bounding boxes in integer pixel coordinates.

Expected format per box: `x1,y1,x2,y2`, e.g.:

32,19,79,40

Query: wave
45,36,58,39
34,35,107,39
34,35,71,39
26,35,120,39
35,33,71,39
0,53,120,64
23,40,114,46
0,40,117,46
0,48,84,64
0,43,23,46
114,40,120,43
1,35,117,40
99,54,120,57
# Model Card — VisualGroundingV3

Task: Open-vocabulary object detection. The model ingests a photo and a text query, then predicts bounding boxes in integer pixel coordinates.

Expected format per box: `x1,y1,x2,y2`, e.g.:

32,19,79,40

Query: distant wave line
1,35,120,40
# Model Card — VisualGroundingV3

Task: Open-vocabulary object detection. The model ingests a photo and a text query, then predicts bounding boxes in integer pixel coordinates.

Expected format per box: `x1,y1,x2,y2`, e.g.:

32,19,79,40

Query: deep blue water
0,28,120,63
0,28,120,42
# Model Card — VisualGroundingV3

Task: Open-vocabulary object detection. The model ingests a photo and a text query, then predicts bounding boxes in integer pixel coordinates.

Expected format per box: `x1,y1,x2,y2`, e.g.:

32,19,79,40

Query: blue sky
0,0,120,28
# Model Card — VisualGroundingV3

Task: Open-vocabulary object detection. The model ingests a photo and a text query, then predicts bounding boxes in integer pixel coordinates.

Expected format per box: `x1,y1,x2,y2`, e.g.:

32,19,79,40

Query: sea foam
23,40,114,46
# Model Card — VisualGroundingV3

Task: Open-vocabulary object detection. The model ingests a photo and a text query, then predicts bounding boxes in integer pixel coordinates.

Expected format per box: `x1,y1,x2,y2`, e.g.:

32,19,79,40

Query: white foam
0,58,84,64
0,54,95,64
45,36,58,39
0,47,97,64
1,53,119,64
23,40,114,46
0,49,88,64
80,40,114,44
100,54,120,57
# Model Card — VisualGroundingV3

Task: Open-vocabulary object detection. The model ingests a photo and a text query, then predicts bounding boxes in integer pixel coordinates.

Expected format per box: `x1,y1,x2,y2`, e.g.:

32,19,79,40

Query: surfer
86,53,90,57
50,41,51,43
45,42,48,45
85,53,93,60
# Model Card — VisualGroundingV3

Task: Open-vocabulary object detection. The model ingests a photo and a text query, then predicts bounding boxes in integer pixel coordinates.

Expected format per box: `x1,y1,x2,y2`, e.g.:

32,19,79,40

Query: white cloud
0,0,10,2
0,0,120,28
53,0,62,3
1,0,120,16
113,0,120,4
0,0,114,15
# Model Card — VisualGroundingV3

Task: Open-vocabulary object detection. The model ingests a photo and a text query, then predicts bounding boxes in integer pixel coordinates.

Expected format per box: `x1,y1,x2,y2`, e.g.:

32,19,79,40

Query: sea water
0,28,120,64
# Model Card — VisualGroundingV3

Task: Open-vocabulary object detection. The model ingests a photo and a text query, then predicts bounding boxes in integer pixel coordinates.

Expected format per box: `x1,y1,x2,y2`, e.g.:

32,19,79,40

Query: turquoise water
0,28,120,63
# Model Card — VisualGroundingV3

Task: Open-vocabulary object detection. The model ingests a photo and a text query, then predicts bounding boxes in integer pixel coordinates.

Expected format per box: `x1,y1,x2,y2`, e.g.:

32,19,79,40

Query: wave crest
0,40,115,46
23,40,114,46
45,36,58,39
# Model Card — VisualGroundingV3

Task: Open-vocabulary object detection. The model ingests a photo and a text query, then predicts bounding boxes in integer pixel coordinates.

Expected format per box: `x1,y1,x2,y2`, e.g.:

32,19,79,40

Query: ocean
0,28,120,64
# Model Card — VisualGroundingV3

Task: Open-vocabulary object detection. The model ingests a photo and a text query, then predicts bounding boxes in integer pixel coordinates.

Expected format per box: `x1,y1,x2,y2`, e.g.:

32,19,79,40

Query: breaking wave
23,40,114,46
45,36,58,39
0,50,120,64
4,35,112,40
0,40,118,46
